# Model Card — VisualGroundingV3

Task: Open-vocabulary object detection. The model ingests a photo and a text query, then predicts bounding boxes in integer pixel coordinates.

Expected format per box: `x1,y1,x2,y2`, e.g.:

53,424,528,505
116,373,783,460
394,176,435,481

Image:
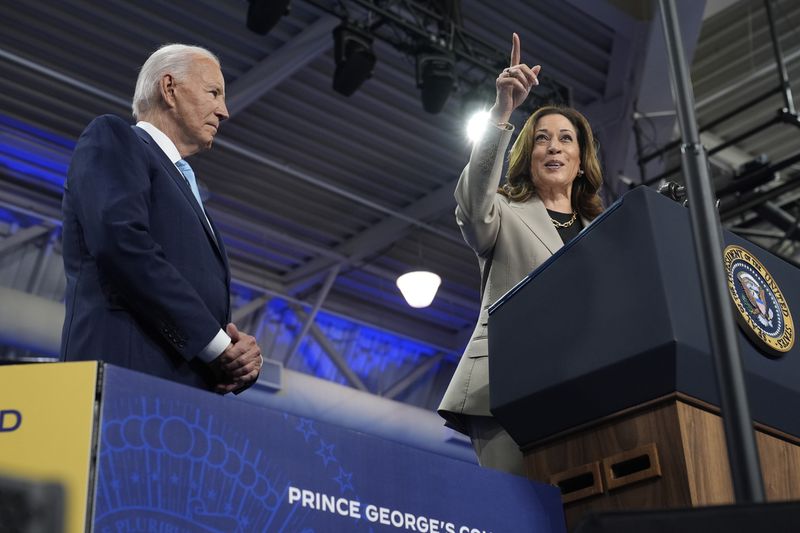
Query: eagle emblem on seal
736,271,774,328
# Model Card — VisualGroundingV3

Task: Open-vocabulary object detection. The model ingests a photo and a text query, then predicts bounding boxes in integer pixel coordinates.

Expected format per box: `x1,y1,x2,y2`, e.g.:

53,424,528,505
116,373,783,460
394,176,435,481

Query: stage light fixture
416,50,456,114
246,0,291,35
332,24,376,97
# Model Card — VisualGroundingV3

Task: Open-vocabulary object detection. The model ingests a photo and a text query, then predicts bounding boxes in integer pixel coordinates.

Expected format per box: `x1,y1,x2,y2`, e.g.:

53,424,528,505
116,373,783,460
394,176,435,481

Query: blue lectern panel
93,365,565,532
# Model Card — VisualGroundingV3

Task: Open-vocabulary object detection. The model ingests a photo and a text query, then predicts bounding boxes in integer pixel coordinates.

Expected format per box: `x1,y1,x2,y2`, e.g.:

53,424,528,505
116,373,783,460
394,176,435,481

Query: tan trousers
466,415,526,476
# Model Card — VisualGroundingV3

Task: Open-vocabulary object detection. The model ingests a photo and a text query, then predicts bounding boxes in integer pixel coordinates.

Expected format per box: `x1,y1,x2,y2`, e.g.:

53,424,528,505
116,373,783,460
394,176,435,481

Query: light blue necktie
175,159,204,210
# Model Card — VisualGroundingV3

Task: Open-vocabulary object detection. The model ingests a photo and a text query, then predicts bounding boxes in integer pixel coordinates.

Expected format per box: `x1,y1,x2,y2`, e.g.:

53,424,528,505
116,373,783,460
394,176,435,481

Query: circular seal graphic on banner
724,245,794,357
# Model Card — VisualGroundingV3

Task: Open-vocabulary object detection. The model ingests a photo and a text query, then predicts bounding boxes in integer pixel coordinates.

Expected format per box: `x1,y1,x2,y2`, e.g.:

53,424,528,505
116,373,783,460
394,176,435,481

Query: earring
578,169,584,176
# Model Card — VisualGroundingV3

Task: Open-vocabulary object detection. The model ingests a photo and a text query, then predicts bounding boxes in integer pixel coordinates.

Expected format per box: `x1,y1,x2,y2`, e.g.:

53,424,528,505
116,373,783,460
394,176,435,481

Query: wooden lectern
488,187,800,529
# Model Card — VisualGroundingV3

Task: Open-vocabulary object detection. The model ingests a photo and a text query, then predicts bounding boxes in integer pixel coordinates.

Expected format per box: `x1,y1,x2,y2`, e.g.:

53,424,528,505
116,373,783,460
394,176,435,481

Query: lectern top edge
488,189,629,316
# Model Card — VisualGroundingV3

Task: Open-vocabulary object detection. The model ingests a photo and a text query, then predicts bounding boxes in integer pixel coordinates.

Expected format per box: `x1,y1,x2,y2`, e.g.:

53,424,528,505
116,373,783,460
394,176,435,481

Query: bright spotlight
466,110,491,142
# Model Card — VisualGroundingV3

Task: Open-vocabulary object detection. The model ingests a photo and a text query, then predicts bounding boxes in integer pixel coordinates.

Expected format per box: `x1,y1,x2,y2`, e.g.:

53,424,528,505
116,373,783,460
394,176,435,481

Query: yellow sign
0,361,99,533
724,245,795,356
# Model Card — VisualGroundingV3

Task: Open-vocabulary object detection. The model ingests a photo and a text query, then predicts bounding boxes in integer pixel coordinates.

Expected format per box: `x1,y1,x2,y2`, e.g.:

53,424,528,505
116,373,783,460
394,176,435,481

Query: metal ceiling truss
302,0,571,109
0,224,52,257
225,15,340,117
633,0,800,268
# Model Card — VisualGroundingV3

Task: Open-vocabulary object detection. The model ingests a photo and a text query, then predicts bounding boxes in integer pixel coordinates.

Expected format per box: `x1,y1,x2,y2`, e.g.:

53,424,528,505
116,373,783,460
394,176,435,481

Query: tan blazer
438,122,585,434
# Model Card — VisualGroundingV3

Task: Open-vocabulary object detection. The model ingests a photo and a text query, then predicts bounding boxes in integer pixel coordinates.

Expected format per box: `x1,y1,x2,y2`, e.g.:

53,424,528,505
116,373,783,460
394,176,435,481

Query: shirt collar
135,121,182,164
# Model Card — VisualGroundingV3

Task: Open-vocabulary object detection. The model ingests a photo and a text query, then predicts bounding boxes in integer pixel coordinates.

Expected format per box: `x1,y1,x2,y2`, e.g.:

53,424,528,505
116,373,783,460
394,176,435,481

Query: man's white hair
132,44,220,119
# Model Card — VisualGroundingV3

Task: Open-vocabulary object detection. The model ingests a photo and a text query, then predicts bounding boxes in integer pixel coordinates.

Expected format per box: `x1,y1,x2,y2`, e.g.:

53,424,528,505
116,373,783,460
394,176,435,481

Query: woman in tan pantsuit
438,33,604,475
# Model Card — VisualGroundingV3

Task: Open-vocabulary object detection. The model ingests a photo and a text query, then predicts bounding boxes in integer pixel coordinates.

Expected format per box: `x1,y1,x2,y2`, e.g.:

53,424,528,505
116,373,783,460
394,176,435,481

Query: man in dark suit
60,44,261,393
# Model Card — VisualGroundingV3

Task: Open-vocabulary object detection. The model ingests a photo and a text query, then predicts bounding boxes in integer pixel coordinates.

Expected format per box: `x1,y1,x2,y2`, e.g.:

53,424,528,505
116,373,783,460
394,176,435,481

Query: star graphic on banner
170,474,179,485
316,439,337,467
333,467,354,493
130,473,140,483
296,418,318,442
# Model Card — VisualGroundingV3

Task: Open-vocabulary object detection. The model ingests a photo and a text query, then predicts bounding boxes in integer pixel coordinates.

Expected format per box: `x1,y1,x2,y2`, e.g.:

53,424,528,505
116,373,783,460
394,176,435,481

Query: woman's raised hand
491,33,540,124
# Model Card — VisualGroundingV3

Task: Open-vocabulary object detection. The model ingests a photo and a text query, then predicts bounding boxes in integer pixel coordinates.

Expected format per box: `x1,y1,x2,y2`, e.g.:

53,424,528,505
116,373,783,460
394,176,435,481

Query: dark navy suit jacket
60,115,231,390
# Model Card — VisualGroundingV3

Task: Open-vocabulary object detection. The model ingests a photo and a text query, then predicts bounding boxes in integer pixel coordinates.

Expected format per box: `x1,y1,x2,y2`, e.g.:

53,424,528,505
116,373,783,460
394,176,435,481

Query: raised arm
455,33,541,256
491,33,541,124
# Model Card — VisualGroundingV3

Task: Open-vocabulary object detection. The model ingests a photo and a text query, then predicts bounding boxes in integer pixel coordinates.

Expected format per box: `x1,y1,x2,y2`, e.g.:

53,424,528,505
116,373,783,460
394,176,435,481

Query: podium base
573,501,800,533
523,394,800,530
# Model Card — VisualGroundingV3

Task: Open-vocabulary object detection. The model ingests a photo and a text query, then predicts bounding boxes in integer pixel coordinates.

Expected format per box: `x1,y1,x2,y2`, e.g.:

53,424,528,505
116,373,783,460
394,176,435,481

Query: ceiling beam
288,302,369,392
226,15,340,117
0,182,63,224
25,228,58,295
0,224,51,256
284,264,340,366
211,206,346,261
701,131,756,171
232,294,273,324
382,352,446,400
696,47,800,111
284,179,459,289
564,0,638,36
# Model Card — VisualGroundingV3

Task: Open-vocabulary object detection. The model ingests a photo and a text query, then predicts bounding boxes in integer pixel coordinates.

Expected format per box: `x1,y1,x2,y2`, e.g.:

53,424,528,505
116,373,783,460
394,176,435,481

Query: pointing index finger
511,32,521,67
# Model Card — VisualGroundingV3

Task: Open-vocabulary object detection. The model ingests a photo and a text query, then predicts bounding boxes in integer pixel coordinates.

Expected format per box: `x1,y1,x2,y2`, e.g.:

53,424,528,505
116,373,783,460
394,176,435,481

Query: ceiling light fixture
396,270,442,308
397,238,442,308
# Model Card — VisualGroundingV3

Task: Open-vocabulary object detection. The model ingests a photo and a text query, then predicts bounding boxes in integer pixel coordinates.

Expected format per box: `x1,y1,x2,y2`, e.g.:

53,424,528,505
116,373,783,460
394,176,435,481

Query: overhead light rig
247,0,293,35
633,0,800,266
302,0,571,113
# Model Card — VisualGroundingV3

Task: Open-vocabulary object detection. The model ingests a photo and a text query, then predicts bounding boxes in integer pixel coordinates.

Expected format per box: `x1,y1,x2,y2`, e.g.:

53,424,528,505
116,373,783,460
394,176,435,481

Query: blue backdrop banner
93,365,565,532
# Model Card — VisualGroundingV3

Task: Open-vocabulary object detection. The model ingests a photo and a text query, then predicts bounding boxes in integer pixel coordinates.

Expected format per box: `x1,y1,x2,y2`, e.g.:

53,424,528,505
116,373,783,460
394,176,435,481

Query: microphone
657,180,687,206
657,180,720,209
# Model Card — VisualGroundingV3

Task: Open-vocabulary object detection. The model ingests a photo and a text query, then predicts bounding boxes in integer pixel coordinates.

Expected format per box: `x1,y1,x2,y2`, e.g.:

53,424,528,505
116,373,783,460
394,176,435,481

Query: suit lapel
133,127,225,259
509,196,563,254
205,212,230,276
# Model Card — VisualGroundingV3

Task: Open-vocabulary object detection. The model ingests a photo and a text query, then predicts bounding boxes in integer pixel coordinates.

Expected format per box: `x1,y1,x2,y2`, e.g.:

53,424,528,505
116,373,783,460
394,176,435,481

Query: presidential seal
724,245,794,357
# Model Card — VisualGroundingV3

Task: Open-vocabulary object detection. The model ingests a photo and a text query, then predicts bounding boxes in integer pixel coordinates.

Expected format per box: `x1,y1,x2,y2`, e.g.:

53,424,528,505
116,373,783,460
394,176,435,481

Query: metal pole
764,0,796,114
632,110,649,183
658,0,765,503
